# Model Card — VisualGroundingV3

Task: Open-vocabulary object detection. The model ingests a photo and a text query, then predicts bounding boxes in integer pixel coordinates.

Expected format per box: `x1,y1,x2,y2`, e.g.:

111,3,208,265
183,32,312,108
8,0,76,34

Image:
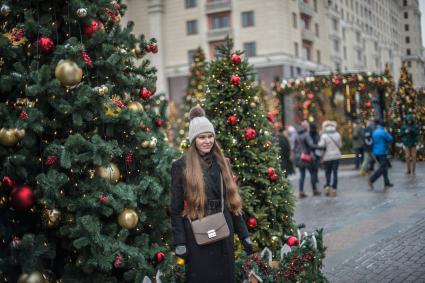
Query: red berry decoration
155,251,165,263
287,236,299,247
2,176,14,188
155,119,163,128
244,128,256,141
231,53,241,65
125,150,133,165
247,217,257,229
140,87,152,100
113,99,125,108
227,115,238,126
10,185,35,211
81,50,93,68
230,74,241,86
83,20,104,37
38,36,55,53
114,255,122,268
20,111,27,121
267,112,275,123
99,195,108,203
46,155,58,165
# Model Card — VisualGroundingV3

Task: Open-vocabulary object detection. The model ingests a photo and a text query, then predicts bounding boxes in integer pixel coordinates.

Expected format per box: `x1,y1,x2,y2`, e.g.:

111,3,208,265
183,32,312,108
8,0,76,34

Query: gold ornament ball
128,101,143,112
43,208,61,227
250,102,256,108
97,85,109,96
270,236,279,247
55,59,83,87
118,208,139,229
150,137,158,148
17,272,49,283
141,140,150,148
0,128,22,146
15,128,26,139
176,257,185,265
96,163,120,183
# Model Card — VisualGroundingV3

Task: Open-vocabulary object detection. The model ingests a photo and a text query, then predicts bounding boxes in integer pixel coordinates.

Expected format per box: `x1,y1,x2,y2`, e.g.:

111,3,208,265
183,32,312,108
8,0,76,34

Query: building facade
122,0,425,105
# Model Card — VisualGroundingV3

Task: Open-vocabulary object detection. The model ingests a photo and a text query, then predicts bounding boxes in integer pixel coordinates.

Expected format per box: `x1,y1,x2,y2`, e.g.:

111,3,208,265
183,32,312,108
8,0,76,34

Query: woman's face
195,132,215,155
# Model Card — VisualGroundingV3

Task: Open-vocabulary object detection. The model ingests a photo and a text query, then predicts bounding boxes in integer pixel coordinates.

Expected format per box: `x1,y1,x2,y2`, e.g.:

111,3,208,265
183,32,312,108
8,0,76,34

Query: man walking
352,120,364,170
368,120,393,190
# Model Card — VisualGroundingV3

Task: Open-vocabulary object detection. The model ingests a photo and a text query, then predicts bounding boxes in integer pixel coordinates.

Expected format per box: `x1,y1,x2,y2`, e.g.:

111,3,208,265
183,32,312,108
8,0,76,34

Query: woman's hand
242,237,253,255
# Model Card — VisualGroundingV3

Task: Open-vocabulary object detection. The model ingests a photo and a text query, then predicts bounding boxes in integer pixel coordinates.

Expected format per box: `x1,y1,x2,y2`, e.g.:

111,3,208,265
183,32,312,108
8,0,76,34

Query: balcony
205,0,232,14
299,0,314,17
207,27,232,42
301,28,316,42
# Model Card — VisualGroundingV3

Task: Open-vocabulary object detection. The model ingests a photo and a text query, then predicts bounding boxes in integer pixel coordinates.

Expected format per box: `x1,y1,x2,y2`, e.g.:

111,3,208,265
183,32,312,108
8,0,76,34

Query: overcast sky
421,0,425,46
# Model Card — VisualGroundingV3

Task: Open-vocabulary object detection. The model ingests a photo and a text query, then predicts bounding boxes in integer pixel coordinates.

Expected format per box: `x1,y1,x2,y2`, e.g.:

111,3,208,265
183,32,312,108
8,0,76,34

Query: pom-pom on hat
188,105,215,144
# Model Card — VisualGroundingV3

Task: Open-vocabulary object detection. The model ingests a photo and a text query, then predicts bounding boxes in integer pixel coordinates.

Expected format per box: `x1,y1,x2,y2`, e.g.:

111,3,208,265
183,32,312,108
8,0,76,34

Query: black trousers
369,155,391,186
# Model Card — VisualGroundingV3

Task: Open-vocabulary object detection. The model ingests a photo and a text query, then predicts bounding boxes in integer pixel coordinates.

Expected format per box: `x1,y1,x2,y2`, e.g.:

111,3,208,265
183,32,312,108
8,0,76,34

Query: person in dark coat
278,128,295,176
293,121,323,198
170,106,252,283
352,119,364,169
309,123,321,188
360,120,375,176
400,114,419,175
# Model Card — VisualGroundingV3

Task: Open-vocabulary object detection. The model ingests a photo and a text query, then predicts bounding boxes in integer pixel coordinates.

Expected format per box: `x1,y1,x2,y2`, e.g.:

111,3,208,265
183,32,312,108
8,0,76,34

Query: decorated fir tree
204,38,295,251
175,47,207,150
0,1,177,282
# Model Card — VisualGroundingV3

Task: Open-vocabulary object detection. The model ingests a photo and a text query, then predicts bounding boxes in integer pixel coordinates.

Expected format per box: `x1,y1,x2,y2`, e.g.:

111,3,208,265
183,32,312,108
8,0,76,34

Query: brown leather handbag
189,175,230,245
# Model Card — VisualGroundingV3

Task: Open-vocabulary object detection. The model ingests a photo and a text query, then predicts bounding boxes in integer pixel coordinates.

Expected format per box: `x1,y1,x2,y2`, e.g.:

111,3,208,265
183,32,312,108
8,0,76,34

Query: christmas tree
204,38,295,251
0,1,177,282
175,47,207,150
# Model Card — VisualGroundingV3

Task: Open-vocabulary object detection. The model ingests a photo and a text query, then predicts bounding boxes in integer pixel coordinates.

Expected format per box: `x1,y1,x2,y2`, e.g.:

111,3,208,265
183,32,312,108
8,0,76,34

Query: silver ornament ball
76,8,87,18
1,4,11,16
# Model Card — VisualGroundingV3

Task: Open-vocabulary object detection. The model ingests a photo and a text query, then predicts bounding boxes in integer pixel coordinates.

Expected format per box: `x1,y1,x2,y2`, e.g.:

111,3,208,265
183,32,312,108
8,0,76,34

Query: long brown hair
183,141,243,220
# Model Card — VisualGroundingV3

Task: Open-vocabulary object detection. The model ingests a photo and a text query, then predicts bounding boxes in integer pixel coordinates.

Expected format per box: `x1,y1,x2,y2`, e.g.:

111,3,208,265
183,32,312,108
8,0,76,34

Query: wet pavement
289,160,425,282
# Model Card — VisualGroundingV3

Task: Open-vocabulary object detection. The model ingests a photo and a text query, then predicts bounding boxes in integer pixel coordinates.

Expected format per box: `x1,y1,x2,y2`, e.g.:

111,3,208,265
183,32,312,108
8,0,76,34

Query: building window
406,36,410,43
374,41,378,51
403,0,408,6
243,42,256,57
241,11,255,27
405,24,409,31
342,28,345,40
333,40,339,52
188,49,196,64
302,41,312,60
185,0,197,8
313,0,318,12
186,20,198,35
406,49,411,55
297,67,301,75
357,50,361,61
332,18,338,31
290,66,294,77
335,63,341,72
356,31,361,42
294,42,299,57
315,23,319,37
292,12,297,28
404,12,408,19
210,13,230,29
407,61,412,67
316,50,321,63
300,14,311,30
343,46,347,59
209,40,224,58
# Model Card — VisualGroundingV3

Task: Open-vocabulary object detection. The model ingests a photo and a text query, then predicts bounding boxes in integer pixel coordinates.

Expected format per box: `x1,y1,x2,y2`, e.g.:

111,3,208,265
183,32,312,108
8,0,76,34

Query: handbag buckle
207,229,216,238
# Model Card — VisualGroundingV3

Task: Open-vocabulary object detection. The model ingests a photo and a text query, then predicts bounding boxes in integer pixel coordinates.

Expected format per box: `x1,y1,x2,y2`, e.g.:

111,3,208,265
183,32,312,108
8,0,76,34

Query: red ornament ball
10,185,35,211
307,92,314,100
2,176,14,188
244,128,256,141
231,53,241,65
114,255,122,268
365,100,372,108
38,36,55,53
267,167,276,177
83,20,104,37
230,74,241,86
140,87,152,100
287,236,299,247
303,100,311,108
267,112,275,123
227,115,238,126
270,173,278,182
155,119,163,127
155,251,165,263
150,44,158,54
20,111,28,121
247,217,257,229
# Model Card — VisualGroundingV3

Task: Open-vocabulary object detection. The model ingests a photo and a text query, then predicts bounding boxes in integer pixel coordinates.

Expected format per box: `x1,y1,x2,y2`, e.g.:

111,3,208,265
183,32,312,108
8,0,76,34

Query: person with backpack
318,120,342,197
400,114,419,175
360,120,375,176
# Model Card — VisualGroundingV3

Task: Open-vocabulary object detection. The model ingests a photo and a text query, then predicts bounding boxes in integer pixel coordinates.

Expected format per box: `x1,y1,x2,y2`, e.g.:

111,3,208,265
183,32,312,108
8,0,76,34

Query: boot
324,186,331,196
406,159,411,174
299,192,307,198
330,188,337,197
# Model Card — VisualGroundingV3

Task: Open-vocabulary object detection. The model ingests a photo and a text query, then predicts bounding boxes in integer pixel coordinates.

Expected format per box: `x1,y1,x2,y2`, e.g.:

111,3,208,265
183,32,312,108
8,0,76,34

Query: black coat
170,156,249,283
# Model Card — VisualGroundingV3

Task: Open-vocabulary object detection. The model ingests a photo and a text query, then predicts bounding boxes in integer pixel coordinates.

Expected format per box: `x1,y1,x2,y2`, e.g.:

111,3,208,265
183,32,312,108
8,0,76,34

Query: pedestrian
359,120,375,176
170,106,252,283
318,120,342,197
309,123,321,187
294,121,323,198
368,120,394,190
400,114,419,175
278,127,295,176
352,119,364,170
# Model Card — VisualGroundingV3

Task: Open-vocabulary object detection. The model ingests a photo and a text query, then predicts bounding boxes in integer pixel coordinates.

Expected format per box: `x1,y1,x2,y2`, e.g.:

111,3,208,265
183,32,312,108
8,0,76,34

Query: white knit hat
188,106,215,144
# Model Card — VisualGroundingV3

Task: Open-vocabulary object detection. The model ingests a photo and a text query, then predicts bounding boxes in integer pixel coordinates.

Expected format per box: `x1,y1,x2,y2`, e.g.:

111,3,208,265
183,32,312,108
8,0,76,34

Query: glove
175,245,188,260
242,237,253,255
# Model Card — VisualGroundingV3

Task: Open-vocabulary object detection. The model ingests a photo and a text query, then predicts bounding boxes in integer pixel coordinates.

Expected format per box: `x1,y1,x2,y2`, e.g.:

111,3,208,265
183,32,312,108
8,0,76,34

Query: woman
170,106,252,283
318,120,342,197
294,121,322,198
400,114,419,175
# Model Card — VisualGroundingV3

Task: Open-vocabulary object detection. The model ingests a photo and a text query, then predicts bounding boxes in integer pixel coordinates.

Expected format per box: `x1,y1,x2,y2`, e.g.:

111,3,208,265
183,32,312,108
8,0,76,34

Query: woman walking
170,106,252,283
400,114,419,175
318,120,342,197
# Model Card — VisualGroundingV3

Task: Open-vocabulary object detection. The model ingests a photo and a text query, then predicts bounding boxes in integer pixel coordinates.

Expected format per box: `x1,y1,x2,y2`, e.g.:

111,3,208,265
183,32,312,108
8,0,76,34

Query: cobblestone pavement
290,160,425,282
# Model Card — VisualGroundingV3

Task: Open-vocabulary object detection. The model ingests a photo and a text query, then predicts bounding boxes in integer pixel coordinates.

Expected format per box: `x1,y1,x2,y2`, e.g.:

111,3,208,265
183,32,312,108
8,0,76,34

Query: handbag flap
191,212,227,235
